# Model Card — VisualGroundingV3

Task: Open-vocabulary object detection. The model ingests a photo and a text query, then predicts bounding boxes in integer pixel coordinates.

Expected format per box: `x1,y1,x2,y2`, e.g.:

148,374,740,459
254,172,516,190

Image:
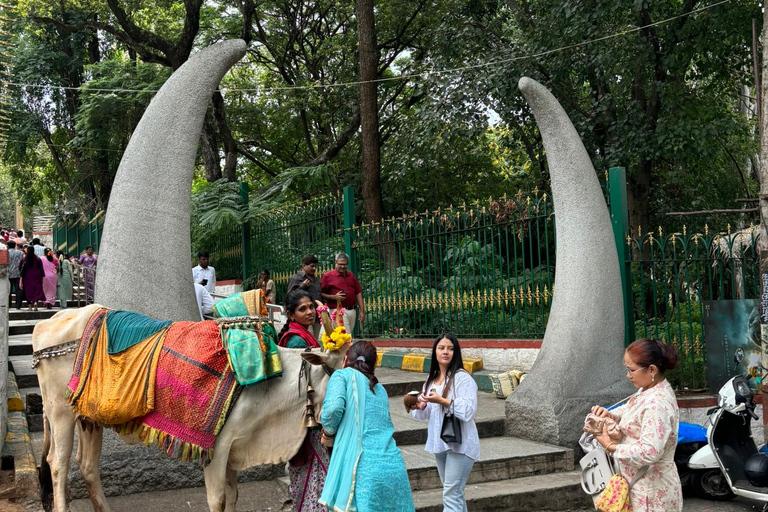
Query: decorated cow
34,293,347,512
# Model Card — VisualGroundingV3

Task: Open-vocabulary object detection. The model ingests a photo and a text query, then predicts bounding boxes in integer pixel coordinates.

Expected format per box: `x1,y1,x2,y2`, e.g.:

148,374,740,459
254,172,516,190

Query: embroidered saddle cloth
68,290,283,463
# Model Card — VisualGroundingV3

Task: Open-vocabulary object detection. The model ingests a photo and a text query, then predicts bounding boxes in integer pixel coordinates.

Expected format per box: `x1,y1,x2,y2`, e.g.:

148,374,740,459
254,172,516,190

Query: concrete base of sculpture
505,78,634,450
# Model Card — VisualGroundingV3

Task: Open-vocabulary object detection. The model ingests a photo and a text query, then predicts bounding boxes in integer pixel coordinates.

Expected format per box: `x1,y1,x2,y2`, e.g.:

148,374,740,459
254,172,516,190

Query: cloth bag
593,466,649,512
583,413,622,440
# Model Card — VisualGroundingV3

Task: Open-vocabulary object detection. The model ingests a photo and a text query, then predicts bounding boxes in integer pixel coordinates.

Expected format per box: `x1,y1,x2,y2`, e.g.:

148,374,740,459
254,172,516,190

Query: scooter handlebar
748,408,759,420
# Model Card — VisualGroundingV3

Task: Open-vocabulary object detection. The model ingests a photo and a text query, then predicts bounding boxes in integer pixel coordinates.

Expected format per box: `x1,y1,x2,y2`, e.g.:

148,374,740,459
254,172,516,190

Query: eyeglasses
625,365,647,375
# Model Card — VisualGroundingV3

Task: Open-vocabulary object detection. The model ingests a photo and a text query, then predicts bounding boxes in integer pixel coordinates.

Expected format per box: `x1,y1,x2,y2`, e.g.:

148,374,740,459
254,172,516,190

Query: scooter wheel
692,469,736,501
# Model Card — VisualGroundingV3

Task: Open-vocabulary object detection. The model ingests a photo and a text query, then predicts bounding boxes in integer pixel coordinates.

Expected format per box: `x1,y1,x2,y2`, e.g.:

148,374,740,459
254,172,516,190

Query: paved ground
70,480,291,512
66,483,763,512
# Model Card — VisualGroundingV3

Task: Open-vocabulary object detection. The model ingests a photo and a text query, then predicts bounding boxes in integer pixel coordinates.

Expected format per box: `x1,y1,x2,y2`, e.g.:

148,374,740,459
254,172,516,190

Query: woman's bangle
606,441,616,452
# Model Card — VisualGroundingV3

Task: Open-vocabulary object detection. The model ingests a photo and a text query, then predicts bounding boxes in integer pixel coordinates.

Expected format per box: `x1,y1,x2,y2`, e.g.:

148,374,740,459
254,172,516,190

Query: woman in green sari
55,251,73,308
319,341,414,512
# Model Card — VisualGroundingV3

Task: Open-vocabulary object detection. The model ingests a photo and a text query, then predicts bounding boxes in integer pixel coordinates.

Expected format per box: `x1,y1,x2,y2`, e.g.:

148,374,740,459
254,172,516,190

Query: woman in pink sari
41,249,58,309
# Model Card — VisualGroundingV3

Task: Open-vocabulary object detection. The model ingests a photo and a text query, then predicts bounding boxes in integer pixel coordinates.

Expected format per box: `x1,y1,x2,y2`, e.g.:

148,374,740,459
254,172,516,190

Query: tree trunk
356,0,384,223
760,8,768,252
627,160,652,237
201,117,222,182
212,91,238,182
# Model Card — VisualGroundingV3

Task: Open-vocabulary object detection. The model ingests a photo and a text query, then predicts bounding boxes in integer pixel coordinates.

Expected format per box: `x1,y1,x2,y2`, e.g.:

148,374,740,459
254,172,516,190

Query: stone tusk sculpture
95,40,247,321
506,77,635,449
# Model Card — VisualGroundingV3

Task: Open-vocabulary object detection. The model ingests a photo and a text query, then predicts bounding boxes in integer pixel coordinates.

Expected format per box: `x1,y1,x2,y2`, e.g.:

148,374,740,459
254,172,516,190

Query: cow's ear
301,351,330,366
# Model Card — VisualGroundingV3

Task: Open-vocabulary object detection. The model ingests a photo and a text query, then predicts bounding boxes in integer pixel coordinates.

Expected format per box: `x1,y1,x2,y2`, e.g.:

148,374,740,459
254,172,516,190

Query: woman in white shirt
411,333,479,511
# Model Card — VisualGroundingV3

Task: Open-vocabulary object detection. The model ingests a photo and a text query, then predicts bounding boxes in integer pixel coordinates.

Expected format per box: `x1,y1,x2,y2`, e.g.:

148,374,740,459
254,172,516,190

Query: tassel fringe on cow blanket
67,303,281,464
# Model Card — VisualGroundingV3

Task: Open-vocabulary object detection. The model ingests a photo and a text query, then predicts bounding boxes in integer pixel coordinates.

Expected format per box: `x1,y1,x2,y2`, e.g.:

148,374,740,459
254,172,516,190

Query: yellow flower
322,326,351,351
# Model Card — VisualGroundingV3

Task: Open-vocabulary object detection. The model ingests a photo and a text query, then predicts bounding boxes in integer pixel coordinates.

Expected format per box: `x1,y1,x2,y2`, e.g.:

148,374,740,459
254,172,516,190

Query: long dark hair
423,333,464,395
22,248,39,274
347,341,378,392
278,289,312,340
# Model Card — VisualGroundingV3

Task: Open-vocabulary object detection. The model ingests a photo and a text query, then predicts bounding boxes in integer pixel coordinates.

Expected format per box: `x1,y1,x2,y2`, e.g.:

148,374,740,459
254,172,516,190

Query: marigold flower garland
322,325,351,351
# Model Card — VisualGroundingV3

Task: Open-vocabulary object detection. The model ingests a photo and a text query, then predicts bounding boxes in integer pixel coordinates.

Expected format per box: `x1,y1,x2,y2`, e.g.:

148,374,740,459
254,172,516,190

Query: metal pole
609,167,635,346
239,182,252,284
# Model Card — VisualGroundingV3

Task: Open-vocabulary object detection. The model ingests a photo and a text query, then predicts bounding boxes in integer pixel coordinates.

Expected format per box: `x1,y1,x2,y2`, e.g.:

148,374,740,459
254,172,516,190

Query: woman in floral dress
590,338,683,512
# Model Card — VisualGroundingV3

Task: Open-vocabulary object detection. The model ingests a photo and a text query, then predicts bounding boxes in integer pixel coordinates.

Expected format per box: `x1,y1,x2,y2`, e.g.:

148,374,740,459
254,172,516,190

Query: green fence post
343,187,357,273
342,186,360,336
609,167,635,346
239,182,252,285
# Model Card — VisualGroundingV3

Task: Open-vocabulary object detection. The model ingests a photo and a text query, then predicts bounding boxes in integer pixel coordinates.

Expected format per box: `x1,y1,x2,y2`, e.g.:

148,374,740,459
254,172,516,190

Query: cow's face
300,340,350,371
301,342,351,419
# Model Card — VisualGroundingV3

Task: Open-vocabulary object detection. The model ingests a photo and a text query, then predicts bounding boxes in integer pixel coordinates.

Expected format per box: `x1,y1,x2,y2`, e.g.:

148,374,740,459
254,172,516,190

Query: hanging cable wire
0,0,732,95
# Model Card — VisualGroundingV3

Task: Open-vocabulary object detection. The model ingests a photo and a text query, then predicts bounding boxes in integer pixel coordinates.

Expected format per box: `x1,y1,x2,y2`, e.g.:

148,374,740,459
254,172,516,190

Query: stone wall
0,250,9,452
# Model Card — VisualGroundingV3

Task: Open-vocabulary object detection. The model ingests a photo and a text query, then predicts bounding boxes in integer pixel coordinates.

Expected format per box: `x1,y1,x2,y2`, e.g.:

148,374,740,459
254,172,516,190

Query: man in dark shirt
287,254,322,338
321,252,364,335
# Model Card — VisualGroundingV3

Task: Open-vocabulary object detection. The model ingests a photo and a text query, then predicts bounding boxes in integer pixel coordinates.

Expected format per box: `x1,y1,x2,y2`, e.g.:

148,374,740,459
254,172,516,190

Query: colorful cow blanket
68,308,168,424
68,290,282,464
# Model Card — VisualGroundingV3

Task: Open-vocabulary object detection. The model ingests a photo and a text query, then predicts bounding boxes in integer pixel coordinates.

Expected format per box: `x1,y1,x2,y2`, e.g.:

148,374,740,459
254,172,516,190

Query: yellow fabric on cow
69,312,167,425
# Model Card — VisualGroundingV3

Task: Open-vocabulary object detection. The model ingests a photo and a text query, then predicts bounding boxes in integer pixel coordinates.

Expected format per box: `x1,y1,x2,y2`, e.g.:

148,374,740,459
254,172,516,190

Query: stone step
403,436,573,491
278,440,578,508
9,319,44,336
9,308,61,321
411,470,591,511
8,335,33,357
389,391,504,446
8,356,37,389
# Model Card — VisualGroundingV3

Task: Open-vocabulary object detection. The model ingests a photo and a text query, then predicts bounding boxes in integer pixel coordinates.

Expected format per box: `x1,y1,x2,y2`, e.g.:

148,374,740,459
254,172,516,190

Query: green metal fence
626,224,760,390
245,193,346,303
52,213,104,257
208,223,243,281
354,193,555,338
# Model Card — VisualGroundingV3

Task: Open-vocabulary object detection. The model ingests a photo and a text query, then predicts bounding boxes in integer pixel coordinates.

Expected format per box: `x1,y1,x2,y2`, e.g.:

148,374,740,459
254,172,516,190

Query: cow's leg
203,449,229,512
224,468,238,512
75,419,110,512
44,402,76,512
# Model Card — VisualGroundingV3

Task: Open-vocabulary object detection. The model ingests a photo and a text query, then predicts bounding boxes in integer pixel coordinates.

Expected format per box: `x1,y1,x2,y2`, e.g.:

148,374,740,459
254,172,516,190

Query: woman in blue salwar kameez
319,342,414,512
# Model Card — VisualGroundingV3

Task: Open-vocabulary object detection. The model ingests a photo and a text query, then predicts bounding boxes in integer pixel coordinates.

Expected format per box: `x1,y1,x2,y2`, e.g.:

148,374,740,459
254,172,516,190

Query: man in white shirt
192,251,216,293
32,237,45,257
194,283,215,320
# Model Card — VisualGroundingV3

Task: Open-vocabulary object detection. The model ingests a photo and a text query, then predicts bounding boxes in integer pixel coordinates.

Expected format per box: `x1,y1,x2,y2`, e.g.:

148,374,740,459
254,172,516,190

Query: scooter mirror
734,347,745,365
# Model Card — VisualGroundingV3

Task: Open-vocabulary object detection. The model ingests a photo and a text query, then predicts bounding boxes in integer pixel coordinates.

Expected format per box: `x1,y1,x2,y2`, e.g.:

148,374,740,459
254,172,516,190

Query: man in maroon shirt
321,252,365,334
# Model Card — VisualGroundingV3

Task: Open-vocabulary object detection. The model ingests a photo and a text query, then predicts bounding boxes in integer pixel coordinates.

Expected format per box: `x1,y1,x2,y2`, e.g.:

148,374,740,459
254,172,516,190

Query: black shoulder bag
439,375,462,444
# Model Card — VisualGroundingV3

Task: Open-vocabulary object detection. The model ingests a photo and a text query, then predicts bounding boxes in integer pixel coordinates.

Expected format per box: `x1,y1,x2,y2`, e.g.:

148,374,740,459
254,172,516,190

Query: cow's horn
95,40,247,321
505,77,631,448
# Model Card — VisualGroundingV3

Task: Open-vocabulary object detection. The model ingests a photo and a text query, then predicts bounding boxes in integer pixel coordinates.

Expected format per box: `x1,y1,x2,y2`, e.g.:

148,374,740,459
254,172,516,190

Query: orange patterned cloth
68,308,167,425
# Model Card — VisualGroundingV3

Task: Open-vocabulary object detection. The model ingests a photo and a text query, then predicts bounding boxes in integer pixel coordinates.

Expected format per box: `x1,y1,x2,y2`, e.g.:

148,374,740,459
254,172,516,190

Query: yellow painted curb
401,353,426,372
6,372,23,411
375,351,385,367
462,358,483,374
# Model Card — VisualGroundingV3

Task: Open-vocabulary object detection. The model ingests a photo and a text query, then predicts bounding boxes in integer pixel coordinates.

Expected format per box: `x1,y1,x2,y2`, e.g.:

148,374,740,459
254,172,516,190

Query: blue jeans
435,451,474,511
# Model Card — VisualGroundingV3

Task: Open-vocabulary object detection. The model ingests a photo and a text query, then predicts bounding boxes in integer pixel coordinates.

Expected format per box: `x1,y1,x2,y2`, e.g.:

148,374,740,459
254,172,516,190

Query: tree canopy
0,0,760,232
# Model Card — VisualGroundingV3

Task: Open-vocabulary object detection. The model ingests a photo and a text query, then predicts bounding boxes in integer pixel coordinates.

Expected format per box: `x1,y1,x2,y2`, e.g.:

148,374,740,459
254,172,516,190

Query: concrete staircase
11,313,591,510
